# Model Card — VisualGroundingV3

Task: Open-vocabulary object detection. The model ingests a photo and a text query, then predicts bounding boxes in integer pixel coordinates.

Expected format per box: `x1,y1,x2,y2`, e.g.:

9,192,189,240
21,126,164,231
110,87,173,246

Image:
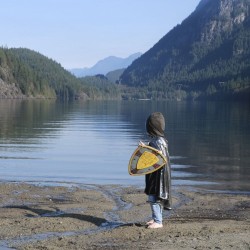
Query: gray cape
144,136,172,210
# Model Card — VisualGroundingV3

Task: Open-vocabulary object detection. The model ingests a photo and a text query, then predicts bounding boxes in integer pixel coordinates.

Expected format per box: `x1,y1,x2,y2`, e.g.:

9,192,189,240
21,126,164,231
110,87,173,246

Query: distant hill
120,0,250,100
106,68,125,83
69,52,142,77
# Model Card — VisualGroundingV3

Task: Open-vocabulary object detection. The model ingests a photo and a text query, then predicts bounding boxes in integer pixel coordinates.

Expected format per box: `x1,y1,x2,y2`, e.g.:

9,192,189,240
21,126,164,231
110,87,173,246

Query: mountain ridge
69,52,142,77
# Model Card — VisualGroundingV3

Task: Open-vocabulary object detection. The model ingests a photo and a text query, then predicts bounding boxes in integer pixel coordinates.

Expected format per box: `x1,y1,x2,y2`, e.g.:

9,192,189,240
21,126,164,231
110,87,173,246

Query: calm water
0,99,249,193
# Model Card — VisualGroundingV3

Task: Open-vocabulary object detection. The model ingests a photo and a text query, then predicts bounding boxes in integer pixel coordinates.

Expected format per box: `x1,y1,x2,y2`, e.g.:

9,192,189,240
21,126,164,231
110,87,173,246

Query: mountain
120,0,250,100
69,52,142,77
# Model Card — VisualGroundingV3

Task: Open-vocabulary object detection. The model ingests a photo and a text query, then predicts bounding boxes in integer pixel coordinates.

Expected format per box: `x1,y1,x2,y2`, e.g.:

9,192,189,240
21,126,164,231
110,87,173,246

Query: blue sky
1,0,201,69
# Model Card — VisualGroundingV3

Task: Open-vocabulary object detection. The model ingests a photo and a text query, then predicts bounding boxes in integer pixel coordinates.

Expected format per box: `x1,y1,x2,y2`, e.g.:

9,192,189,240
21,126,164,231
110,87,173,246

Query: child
140,112,172,229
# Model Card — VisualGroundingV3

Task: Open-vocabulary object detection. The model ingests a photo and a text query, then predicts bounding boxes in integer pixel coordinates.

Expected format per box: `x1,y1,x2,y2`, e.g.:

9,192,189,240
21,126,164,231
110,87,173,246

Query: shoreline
2,179,250,195
0,182,249,249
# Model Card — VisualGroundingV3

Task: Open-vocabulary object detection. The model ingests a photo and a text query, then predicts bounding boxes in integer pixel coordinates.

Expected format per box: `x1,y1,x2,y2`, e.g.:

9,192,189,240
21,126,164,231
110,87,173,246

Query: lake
0,99,249,193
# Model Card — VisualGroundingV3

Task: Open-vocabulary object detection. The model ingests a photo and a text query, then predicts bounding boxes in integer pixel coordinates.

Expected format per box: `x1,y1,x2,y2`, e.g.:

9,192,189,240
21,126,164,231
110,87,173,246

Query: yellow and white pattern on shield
128,145,167,176
137,151,158,170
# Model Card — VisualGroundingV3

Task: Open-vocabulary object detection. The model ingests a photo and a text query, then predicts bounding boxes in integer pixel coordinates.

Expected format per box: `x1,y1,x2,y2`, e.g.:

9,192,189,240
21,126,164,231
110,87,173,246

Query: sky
1,0,201,69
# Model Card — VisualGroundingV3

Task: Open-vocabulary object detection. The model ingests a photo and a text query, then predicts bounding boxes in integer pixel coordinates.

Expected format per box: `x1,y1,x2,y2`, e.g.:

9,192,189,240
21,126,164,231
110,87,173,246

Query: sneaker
147,222,163,229
146,219,154,225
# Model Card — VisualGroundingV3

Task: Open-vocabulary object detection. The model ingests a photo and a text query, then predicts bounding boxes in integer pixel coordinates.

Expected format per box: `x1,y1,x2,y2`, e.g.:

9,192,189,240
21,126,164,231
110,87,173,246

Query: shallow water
0,99,249,193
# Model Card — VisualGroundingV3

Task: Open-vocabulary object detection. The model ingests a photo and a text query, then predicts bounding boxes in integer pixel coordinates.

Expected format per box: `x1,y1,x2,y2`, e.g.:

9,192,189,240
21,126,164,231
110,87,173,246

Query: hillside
0,48,89,100
120,0,250,100
0,48,123,100
69,52,141,77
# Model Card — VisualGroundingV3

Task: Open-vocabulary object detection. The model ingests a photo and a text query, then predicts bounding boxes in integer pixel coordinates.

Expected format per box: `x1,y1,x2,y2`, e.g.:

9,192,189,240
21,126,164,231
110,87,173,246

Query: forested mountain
0,47,123,100
106,68,125,83
120,0,250,100
0,48,88,100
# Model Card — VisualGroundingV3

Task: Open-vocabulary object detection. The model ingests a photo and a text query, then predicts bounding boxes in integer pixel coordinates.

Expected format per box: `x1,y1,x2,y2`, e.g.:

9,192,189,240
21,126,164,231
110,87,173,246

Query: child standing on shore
141,112,172,229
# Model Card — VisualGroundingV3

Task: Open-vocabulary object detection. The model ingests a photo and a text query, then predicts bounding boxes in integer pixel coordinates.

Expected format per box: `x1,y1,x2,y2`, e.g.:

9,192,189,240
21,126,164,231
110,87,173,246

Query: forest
0,48,122,100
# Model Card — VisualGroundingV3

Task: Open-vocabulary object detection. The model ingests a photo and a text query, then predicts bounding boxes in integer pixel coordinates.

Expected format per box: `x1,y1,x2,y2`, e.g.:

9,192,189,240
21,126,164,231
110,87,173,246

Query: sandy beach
0,182,249,250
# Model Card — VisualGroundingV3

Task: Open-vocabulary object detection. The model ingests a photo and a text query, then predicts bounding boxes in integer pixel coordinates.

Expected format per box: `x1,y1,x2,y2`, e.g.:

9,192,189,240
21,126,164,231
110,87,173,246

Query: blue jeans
148,195,163,224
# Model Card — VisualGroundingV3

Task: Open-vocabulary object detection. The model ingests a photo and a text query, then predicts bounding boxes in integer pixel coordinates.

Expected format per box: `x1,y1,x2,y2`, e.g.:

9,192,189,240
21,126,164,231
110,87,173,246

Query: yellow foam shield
137,151,158,170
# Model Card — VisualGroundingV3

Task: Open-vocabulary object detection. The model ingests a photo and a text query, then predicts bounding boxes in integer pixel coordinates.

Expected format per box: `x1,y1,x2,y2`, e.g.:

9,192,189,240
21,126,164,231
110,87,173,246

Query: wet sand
0,182,249,249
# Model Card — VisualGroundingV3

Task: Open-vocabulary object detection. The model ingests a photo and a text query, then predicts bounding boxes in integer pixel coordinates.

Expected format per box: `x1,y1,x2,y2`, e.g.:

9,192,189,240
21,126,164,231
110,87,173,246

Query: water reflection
0,99,249,192
0,100,68,142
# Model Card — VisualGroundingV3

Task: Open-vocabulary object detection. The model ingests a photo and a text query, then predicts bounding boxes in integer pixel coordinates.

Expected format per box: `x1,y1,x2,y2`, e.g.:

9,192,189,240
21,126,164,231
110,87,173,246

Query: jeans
148,195,163,224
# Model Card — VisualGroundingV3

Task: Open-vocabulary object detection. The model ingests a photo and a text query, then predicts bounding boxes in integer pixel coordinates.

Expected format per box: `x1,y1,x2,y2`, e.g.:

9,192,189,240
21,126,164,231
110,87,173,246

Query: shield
128,145,167,176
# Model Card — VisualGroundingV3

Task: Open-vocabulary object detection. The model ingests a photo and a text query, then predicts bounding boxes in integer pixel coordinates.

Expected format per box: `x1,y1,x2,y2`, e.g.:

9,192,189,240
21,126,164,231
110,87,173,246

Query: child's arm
138,140,146,146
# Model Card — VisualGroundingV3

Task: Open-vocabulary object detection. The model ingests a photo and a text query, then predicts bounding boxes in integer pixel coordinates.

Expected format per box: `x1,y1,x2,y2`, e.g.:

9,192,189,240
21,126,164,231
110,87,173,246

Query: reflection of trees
166,101,250,185
0,100,73,143
0,100,127,144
